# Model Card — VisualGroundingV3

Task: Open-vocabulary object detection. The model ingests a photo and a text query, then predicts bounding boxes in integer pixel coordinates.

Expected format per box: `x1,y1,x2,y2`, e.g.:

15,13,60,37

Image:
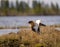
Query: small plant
23,41,30,47
35,43,45,47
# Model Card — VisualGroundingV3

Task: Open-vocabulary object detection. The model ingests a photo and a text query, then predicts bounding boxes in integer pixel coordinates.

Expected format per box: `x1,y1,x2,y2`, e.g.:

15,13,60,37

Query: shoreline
0,24,60,29
0,14,60,16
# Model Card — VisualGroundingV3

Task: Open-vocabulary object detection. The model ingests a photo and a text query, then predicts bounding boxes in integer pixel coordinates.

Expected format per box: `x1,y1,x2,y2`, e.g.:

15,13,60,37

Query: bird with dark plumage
28,21,36,32
28,20,46,34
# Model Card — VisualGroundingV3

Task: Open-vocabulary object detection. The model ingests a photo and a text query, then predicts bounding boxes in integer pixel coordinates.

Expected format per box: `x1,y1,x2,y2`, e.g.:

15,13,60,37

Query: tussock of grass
0,26,60,47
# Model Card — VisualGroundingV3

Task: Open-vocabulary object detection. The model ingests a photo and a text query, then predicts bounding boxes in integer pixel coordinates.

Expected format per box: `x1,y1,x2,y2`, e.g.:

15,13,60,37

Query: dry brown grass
0,25,60,47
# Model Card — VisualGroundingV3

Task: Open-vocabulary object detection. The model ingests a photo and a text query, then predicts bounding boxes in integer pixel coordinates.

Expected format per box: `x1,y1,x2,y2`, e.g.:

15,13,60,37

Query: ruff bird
28,20,46,34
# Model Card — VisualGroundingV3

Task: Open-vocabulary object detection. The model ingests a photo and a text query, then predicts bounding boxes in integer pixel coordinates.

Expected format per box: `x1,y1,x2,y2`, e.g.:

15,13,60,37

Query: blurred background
0,0,60,16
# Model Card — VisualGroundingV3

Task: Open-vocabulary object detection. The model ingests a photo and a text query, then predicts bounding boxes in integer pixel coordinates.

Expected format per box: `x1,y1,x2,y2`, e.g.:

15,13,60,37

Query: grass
0,26,29,29
0,25,60,47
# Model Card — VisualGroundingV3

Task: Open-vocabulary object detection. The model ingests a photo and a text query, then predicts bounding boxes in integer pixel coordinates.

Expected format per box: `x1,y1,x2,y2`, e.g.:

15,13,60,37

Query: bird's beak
28,21,30,24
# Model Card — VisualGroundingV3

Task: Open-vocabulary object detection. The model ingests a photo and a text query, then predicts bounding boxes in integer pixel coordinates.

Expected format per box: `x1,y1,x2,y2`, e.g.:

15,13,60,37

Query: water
0,29,19,35
0,16,60,27
0,16,60,35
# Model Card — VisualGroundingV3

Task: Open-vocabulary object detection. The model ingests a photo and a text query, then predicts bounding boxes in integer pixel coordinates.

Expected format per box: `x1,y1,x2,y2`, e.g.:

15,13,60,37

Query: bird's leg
37,26,40,34
32,26,36,32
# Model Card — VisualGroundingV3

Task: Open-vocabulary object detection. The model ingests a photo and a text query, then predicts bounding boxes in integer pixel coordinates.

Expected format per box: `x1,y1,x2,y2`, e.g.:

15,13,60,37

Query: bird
28,21,36,32
36,20,46,33
28,20,46,34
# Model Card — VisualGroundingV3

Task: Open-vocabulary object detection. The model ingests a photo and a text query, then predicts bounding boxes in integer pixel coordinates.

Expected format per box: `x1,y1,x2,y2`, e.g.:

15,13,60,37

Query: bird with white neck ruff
28,20,46,34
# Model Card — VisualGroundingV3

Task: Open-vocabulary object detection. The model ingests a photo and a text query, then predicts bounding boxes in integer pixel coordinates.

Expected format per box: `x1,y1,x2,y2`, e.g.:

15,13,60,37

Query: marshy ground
0,24,60,47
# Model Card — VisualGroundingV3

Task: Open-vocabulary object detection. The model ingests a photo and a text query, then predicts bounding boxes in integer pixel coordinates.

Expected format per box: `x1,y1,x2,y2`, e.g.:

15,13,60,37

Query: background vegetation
0,0,60,16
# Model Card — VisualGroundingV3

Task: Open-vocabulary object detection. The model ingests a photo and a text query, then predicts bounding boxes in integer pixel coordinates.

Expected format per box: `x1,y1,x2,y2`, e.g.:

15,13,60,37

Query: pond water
0,29,19,35
0,16,60,35
0,16,60,27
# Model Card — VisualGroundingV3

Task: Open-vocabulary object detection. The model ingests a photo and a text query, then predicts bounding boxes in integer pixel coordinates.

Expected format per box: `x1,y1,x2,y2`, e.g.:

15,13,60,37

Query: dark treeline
0,0,60,16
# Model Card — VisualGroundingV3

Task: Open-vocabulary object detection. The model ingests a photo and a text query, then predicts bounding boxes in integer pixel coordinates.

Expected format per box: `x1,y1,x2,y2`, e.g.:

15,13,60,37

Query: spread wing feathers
39,23,46,26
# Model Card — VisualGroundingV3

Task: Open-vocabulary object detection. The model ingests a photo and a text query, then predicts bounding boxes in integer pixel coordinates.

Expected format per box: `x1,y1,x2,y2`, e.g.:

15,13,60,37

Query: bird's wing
39,23,46,26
